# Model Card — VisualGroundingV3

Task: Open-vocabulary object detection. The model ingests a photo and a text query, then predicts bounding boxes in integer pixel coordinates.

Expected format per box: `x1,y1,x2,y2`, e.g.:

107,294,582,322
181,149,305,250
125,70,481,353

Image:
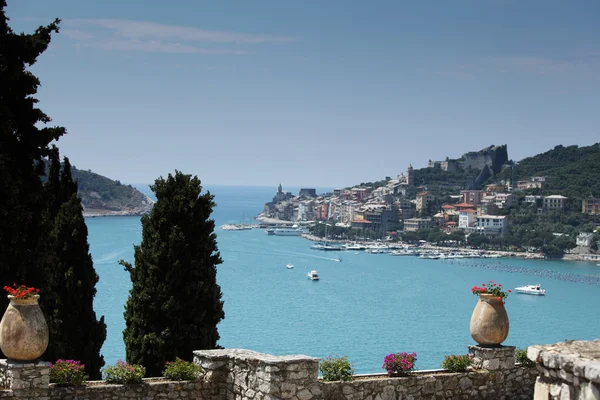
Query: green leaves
122,171,224,377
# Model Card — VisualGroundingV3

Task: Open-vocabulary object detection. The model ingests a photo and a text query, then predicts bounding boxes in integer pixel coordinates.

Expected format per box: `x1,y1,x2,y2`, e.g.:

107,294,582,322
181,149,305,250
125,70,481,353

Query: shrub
319,356,354,382
515,348,535,367
103,360,146,384
382,352,417,377
49,359,88,387
163,358,203,381
441,354,473,372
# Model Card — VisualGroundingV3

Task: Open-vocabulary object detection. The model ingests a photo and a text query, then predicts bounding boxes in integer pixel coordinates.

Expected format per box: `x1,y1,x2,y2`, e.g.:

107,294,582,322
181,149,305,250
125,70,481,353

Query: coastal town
254,145,600,262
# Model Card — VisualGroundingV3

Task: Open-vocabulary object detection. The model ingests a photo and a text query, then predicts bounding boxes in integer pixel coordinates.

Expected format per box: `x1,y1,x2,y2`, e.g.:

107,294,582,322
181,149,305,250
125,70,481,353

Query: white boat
273,224,305,236
310,243,343,251
265,229,275,235
286,263,294,269
307,270,320,280
515,284,546,295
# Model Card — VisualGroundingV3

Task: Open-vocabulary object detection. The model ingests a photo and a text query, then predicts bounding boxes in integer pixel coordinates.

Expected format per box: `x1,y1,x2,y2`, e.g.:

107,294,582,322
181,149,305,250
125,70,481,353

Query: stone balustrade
0,345,540,399
528,339,600,399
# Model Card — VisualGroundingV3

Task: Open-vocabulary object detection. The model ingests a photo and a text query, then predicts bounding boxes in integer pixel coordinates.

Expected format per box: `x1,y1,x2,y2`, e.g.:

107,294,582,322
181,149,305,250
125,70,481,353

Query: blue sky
6,0,600,187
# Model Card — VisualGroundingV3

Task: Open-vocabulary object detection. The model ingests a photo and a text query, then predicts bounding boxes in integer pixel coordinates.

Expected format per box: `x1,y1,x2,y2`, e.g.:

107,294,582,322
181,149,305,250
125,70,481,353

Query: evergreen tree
120,171,224,376
0,1,63,315
42,154,107,379
1,4,106,373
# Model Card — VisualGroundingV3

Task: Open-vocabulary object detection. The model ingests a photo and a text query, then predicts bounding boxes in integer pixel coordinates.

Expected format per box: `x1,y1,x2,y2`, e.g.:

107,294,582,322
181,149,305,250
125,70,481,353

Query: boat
310,243,343,251
514,284,546,295
273,224,305,236
307,270,320,280
286,263,294,269
265,229,275,235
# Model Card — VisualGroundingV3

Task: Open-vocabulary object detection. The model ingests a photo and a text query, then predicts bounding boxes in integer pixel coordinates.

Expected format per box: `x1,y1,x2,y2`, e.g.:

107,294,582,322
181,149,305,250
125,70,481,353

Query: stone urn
0,295,49,361
469,293,509,346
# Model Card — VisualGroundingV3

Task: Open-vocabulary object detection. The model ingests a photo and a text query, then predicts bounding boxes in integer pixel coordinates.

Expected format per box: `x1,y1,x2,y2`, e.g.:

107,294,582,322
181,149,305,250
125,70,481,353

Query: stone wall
528,339,600,400
0,346,537,400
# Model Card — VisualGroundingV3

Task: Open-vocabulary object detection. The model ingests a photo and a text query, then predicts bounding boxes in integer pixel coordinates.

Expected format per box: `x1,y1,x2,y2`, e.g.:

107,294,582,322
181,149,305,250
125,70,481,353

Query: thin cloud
59,18,295,55
93,39,249,55
66,18,296,44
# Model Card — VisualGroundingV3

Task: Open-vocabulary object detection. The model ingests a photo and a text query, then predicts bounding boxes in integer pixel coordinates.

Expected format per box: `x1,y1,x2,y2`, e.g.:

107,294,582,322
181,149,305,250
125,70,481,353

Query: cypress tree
1,3,106,373
120,171,224,376
0,1,63,314
42,155,107,379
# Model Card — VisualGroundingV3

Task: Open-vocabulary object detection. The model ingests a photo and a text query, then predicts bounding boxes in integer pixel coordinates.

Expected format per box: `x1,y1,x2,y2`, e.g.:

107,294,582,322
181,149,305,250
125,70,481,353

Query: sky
6,0,600,187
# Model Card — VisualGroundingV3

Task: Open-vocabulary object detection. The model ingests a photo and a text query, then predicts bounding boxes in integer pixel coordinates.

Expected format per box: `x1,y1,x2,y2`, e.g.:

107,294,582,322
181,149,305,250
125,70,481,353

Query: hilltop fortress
428,144,509,174
428,144,509,187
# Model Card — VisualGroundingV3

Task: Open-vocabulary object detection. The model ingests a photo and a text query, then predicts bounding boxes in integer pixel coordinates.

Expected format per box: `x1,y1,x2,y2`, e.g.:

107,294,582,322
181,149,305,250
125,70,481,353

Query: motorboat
265,229,275,235
286,264,294,269
307,270,320,280
514,284,546,295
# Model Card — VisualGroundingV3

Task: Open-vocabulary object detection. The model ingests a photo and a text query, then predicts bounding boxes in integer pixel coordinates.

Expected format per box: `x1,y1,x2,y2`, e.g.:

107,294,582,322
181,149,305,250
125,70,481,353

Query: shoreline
300,233,600,263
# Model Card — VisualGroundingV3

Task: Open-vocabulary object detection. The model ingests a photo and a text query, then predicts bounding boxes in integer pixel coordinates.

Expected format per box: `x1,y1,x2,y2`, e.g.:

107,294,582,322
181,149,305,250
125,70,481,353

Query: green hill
43,163,154,216
498,143,600,203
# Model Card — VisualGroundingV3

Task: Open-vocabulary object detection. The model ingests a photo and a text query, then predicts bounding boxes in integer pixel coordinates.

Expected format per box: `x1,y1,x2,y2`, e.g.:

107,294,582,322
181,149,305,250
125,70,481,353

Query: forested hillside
498,143,600,203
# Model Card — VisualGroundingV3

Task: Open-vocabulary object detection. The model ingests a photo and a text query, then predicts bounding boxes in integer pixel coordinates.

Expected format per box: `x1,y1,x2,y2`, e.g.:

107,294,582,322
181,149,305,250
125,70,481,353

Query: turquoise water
87,185,600,374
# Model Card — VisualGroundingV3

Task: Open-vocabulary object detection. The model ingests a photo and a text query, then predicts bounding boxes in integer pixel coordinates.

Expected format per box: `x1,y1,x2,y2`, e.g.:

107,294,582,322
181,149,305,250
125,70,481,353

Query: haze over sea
88,185,600,374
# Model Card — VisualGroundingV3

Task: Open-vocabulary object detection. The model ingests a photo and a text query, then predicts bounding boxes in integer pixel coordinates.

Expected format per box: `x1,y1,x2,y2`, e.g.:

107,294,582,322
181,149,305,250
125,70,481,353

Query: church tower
407,164,414,186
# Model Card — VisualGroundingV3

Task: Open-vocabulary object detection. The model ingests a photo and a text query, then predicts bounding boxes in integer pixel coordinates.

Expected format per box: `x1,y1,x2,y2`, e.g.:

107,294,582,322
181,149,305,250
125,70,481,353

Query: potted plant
470,281,511,346
0,284,49,361
50,359,88,387
382,352,417,377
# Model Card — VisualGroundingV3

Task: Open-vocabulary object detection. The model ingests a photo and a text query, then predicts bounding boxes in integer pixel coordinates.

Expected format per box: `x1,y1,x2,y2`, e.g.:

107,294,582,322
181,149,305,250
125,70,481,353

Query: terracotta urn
0,295,49,361
469,293,509,346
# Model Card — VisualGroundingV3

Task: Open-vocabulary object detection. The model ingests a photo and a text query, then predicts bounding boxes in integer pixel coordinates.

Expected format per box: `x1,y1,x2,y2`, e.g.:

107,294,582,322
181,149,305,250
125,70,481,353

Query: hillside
52,166,154,217
497,143,600,202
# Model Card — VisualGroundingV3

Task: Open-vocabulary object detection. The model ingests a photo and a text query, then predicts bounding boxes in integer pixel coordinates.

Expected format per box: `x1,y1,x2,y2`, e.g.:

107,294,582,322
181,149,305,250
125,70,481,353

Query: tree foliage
497,144,600,205
42,153,106,379
120,171,224,377
0,0,64,302
0,3,105,375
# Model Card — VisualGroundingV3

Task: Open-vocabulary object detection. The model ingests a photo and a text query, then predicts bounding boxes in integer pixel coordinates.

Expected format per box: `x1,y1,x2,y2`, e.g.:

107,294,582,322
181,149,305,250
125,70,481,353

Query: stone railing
528,339,600,399
1,345,537,400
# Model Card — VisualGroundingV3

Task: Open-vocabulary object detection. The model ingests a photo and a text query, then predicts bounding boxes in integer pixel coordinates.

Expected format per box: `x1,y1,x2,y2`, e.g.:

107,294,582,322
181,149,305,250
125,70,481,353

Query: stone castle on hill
428,144,509,187
428,144,509,173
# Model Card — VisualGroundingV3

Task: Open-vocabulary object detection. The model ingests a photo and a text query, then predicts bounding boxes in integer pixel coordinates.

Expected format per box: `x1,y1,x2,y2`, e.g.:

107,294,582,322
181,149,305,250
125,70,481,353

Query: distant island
57,165,154,217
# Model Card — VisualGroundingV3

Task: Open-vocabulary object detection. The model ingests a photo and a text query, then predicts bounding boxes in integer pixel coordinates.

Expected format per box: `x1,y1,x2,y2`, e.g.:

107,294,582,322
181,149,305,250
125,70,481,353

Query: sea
87,184,600,374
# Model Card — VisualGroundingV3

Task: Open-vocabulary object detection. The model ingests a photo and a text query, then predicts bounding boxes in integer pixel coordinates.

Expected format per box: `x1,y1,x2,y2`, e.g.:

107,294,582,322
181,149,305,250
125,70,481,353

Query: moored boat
515,284,546,295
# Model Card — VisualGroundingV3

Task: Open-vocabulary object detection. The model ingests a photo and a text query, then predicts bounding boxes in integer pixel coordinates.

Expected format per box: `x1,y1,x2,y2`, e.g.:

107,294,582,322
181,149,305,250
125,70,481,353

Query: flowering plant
471,280,511,302
49,360,88,387
3,284,40,299
382,352,417,377
103,360,145,384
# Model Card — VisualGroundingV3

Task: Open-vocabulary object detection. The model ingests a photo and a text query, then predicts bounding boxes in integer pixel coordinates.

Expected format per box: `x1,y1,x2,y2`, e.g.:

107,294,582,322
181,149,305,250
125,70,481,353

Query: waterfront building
576,232,595,247
458,209,477,229
416,192,435,213
582,197,600,215
543,195,568,211
474,215,508,236
404,218,432,232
